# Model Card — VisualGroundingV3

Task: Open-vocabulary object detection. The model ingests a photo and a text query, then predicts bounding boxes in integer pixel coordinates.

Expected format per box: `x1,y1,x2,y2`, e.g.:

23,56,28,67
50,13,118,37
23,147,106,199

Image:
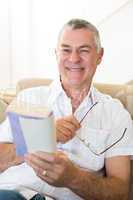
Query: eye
80,49,90,53
62,48,71,53
59,48,71,56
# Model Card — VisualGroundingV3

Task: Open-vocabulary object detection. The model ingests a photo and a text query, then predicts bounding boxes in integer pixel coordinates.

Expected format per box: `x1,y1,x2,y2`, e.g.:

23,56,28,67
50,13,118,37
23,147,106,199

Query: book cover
7,100,56,156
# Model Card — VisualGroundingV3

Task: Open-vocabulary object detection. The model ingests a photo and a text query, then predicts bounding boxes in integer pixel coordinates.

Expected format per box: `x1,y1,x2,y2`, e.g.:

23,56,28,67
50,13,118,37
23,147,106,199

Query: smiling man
0,19,133,200
56,24,103,90
55,20,103,113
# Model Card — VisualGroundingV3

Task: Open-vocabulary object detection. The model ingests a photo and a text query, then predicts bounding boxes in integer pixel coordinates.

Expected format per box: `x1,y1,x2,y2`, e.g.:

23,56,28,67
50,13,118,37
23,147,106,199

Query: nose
69,50,81,63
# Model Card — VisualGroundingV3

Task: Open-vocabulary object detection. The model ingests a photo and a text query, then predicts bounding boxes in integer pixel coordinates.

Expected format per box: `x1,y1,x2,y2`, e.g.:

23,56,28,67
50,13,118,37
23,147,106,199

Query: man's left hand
25,151,79,187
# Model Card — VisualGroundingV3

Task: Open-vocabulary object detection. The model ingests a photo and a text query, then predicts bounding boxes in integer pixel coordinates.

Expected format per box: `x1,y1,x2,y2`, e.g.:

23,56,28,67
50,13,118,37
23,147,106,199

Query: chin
68,79,82,88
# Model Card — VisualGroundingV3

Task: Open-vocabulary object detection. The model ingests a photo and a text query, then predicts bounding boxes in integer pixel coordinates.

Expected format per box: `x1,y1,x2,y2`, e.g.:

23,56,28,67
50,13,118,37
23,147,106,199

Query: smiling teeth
67,67,84,71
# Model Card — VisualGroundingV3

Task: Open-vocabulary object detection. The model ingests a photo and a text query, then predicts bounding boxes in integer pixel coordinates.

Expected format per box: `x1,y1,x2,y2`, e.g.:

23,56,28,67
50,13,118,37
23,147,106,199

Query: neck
62,82,91,112
65,85,90,98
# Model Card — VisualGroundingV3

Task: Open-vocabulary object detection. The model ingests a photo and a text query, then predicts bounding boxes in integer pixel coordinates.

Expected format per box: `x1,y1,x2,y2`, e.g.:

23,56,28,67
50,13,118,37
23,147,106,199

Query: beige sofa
0,78,133,199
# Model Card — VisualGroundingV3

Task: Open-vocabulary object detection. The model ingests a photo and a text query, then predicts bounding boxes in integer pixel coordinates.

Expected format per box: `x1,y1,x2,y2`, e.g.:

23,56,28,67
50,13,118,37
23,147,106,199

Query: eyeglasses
79,101,98,124
77,101,127,156
77,128,127,156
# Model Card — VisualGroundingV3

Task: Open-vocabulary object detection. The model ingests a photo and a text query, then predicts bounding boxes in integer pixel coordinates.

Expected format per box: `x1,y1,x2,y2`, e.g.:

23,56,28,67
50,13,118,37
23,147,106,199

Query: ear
97,48,104,65
55,48,58,60
55,48,57,56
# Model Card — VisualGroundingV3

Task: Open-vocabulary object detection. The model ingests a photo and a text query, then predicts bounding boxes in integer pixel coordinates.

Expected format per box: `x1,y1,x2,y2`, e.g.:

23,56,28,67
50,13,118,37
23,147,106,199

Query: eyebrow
79,45,92,49
60,44,93,49
60,44,71,48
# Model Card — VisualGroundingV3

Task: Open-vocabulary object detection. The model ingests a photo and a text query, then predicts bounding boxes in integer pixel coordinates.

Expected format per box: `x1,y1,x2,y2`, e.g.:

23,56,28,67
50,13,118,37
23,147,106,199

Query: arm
0,117,24,172
68,155,130,200
25,152,130,200
0,143,24,172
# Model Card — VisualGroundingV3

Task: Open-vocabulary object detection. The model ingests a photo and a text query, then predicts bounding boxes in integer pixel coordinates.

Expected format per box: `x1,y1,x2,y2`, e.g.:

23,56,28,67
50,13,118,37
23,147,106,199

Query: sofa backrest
16,78,52,93
94,82,133,119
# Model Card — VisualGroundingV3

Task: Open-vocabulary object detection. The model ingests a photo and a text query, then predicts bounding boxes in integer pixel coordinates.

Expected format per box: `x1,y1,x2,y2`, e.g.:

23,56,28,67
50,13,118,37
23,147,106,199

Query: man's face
56,27,103,90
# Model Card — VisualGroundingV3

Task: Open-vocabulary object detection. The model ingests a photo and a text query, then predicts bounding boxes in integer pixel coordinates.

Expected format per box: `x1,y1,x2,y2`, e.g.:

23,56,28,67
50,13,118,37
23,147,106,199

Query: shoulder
93,87,132,125
94,87,125,110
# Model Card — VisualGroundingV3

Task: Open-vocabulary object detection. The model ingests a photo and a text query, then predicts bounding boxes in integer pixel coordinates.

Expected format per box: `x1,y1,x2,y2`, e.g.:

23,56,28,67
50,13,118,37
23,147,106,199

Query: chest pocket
84,128,110,154
77,128,110,171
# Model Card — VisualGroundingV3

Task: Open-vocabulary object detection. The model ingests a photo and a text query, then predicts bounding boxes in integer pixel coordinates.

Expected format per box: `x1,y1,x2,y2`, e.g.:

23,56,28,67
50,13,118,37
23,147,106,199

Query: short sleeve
105,104,133,158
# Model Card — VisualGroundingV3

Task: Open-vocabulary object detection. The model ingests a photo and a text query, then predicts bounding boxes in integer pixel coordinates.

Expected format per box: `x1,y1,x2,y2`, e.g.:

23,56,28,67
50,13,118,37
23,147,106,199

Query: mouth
66,66,84,72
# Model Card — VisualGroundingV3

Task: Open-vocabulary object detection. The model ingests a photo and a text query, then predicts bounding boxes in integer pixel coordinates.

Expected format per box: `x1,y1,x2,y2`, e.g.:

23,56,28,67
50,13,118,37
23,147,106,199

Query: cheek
84,56,97,68
57,58,66,74
83,60,97,76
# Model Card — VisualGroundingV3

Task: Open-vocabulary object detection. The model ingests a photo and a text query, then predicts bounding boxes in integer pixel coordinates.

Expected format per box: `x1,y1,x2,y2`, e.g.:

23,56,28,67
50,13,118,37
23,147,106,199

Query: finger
38,162,62,184
56,120,77,132
27,159,41,175
57,120,79,137
56,116,80,130
25,153,49,170
38,173,54,185
64,115,80,129
56,127,75,143
56,125,74,137
56,132,70,143
34,151,55,163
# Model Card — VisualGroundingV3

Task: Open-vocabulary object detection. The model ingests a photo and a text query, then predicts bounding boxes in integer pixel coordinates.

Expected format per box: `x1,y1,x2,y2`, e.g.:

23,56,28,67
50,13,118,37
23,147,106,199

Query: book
7,100,56,156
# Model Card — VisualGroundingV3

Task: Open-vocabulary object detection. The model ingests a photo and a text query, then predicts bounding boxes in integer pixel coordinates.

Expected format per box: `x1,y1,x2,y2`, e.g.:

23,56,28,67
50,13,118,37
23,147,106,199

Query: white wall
0,0,10,88
0,0,132,89
9,0,32,85
95,0,133,83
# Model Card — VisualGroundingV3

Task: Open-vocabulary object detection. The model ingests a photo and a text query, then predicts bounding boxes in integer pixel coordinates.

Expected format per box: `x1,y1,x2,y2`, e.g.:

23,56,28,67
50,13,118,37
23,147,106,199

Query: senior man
0,18,133,200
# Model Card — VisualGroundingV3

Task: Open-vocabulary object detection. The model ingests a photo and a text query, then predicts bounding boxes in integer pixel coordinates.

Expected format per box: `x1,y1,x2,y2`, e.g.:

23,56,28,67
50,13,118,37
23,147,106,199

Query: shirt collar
49,76,99,109
49,77,63,98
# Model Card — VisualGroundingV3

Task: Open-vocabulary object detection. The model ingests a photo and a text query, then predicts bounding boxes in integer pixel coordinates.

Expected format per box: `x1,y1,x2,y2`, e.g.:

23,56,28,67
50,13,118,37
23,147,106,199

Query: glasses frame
77,128,127,156
79,101,98,124
77,101,127,156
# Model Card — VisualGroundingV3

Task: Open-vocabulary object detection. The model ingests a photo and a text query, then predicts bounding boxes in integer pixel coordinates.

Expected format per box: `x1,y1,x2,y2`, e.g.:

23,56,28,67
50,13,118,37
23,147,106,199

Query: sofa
0,78,133,199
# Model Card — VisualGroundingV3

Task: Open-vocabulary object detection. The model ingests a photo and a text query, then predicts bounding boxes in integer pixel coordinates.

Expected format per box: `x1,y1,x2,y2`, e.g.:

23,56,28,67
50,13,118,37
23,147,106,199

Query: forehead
58,27,95,47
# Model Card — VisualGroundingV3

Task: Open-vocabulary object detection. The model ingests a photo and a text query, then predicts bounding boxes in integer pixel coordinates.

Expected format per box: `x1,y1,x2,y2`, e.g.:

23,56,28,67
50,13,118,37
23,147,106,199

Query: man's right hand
0,143,24,172
56,115,80,143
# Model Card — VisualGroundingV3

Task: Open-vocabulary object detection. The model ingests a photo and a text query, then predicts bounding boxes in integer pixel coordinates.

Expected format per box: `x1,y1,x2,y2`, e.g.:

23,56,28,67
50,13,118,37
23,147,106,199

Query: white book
7,100,56,156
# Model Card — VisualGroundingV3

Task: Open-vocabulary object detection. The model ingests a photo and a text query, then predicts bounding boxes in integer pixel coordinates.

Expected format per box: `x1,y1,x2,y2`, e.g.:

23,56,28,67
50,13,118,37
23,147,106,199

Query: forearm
0,143,23,172
68,168,129,200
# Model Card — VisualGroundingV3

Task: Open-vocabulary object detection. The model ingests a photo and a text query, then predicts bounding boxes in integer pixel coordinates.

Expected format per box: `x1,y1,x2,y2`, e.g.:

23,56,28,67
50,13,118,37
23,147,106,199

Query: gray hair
59,18,102,52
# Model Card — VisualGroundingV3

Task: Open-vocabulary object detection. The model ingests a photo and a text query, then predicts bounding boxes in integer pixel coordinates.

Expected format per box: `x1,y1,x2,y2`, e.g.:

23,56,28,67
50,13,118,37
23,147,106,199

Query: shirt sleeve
105,102,133,158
